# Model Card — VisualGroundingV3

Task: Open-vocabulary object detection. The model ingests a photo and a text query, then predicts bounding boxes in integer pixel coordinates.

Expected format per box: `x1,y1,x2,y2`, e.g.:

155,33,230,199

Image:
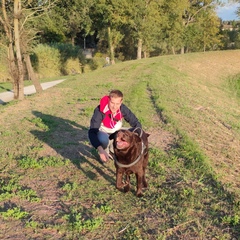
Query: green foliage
28,117,49,131
0,46,11,82
0,178,20,201
18,189,41,202
26,220,42,229
79,107,95,117
63,208,103,232
49,43,84,74
119,225,141,240
18,156,69,169
32,44,61,78
64,58,82,75
1,207,29,220
0,177,40,202
61,182,79,200
222,214,240,226
228,73,240,99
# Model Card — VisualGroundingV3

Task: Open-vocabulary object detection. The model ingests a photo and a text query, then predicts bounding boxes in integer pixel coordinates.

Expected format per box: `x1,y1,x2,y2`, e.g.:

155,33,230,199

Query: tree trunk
14,0,24,100
2,0,19,96
24,54,43,93
143,51,147,58
171,46,176,55
107,26,115,64
8,44,19,94
137,38,142,59
181,46,184,54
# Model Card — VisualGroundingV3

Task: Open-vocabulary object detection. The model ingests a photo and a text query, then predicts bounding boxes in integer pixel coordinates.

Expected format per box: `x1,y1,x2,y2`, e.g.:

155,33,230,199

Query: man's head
108,90,123,114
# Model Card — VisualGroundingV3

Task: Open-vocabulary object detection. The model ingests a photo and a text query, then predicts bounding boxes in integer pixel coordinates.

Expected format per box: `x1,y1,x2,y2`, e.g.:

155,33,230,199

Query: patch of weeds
77,97,88,102
27,117,49,131
63,207,103,232
222,214,240,227
28,144,44,152
61,182,79,200
0,178,40,202
18,156,69,169
18,156,42,169
0,192,12,201
40,156,70,167
79,107,94,117
119,224,141,240
26,220,42,229
26,115,58,132
96,83,112,88
0,178,20,201
93,203,113,214
0,178,20,193
0,130,12,136
91,97,100,101
18,189,41,202
0,207,29,220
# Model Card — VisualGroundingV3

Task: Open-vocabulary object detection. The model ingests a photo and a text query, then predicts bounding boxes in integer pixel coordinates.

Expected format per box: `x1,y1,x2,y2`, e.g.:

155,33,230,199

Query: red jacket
99,95,122,128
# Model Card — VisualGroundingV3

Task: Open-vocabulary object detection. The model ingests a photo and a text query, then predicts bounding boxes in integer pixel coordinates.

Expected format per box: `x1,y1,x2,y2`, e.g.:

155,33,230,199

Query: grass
0,50,240,239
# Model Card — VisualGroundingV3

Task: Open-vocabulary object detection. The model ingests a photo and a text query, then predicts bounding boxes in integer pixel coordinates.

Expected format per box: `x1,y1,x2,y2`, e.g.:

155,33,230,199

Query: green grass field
0,50,239,239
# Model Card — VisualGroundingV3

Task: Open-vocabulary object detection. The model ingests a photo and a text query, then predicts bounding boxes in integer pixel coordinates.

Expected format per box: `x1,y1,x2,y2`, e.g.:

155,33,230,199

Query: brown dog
109,128,150,197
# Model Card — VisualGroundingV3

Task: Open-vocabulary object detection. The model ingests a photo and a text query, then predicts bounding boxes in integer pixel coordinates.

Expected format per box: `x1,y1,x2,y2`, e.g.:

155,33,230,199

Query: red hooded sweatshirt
99,95,122,129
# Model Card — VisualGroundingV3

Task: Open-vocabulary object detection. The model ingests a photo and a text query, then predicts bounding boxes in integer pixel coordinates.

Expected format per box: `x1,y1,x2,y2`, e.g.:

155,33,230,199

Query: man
88,89,142,163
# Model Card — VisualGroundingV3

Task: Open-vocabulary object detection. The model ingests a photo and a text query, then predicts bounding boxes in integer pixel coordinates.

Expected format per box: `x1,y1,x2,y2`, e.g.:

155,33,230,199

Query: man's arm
121,104,142,128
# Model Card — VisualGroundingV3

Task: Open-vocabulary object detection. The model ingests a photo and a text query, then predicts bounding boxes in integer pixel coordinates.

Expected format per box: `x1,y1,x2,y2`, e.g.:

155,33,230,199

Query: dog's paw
123,184,130,193
136,191,143,198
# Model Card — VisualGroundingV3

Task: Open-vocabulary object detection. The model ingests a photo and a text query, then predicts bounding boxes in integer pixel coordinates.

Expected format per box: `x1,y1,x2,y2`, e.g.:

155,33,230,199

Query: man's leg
97,131,109,150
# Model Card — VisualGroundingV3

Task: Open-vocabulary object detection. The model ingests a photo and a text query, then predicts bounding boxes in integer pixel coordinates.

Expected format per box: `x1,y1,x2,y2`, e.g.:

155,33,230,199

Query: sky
216,1,240,20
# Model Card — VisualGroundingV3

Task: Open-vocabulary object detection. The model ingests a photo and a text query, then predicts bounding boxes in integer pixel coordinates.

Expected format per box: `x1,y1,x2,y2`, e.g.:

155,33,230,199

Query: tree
46,0,94,46
0,0,24,99
0,0,55,100
91,0,130,64
160,0,222,54
125,0,163,59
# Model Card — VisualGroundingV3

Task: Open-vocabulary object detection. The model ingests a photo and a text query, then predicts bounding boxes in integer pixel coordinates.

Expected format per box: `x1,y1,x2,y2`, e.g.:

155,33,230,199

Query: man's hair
109,89,123,99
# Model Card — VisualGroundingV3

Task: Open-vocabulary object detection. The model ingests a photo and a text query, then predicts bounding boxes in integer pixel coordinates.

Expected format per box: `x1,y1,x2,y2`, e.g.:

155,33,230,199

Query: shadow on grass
30,111,115,186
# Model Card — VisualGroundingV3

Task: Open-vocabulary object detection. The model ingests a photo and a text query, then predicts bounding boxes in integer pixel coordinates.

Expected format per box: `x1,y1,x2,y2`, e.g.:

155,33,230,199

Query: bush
64,58,82,75
31,43,86,78
82,57,106,73
32,44,61,78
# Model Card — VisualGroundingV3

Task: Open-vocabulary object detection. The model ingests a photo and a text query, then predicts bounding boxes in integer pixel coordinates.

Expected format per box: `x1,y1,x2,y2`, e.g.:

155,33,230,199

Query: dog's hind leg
142,167,148,189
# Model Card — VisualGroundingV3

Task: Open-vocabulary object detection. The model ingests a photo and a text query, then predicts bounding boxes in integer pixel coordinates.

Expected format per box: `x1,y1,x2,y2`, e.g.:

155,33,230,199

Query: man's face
108,97,122,114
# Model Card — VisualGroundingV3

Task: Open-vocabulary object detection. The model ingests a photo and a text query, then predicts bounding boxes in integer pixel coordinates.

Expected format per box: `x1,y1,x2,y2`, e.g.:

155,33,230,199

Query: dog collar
113,141,146,168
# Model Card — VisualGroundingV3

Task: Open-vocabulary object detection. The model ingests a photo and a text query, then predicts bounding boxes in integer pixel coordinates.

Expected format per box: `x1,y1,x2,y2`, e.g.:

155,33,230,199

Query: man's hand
97,146,109,163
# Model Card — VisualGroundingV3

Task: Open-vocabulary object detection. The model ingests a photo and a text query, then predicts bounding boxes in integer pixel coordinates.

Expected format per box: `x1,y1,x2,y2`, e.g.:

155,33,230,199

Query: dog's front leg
123,174,130,193
116,169,125,191
136,173,143,197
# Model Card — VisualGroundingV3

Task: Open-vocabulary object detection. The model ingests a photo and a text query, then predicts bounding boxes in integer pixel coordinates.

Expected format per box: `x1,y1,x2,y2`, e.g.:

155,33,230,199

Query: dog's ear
133,133,142,143
109,131,118,140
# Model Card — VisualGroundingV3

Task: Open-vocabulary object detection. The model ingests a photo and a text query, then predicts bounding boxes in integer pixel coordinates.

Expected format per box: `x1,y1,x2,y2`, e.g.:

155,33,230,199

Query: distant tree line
0,0,237,100
220,20,240,49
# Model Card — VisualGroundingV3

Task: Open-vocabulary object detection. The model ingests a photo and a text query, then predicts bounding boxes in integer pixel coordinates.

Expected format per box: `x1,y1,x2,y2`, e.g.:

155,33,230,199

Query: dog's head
109,130,142,150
